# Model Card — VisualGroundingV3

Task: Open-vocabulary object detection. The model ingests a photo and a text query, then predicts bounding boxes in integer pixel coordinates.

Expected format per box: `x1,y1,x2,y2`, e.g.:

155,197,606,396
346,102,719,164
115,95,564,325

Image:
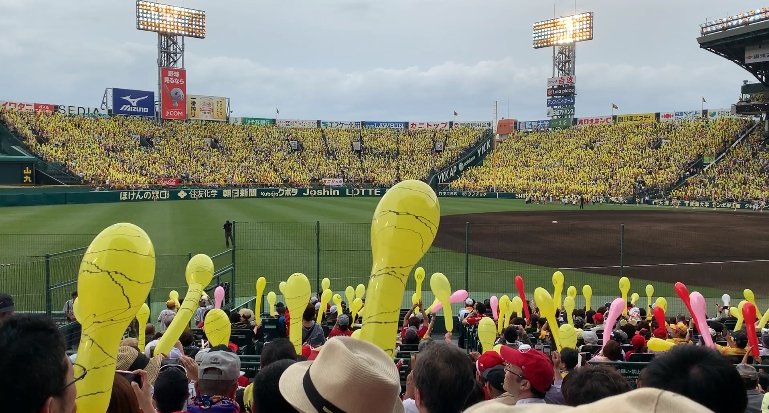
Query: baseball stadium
2,2,769,413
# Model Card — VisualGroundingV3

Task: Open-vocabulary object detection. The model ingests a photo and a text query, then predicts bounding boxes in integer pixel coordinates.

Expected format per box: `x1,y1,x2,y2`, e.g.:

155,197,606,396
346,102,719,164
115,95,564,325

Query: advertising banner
452,121,492,128
322,178,344,186
550,118,572,129
576,116,613,126
33,103,55,113
0,101,34,112
241,117,275,126
54,105,108,117
320,121,361,129
160,67,187,120
547,75,576,87
276,119,318,128
156,178,180,186
547,86,576,96
112,88,155,117
433,132,493,184
548,106,575,117
674,111,700,120
547,96,575,107
659,112,675,122
708,108,734,119
409,121,450,130
616,113,656,123
363,121,408,129
496,119,516,135
517,120,551,131
746,45,769,64
187,95,227,121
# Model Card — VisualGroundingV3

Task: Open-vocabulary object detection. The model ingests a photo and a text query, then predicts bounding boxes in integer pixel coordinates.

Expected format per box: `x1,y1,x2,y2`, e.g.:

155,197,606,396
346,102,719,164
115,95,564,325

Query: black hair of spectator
260,338,297,368
512,317,526,327
253,359,299,413
560,348,579,370
562,365,630,406
179,329,194,347
585,310,596,324
108,372,141,413
732,332,749,349
412,341,475,413
0,314,68,413
229,311,241,323
302,304,315,322
153,367,188,413
602,340,622,361
475,302,487,315
464,380,486,410
152,332,164,341
639,344,746,413
408,316,421,328
638,307,646,318
620,324,636,342
503,325,518,344
758,372,769,392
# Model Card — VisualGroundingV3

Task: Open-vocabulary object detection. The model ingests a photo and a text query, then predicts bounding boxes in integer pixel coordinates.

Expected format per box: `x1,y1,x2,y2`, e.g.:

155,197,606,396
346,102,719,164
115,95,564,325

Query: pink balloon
490,296,499,320
430,289,470,313
214,286,225,309
602,298,626,350
689,292,714,349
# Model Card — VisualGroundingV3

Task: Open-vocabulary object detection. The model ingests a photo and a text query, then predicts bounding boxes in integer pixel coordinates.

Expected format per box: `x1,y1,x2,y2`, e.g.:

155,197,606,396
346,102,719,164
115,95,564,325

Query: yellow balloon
567,286,577,299
74,223,155,413
552,271,565,310
73,297,82,322
630,293,640,305
619,277,630,316
564,296,575,326
255,276,267,326
430,272,453,333
744,289,759,315
358,307,365,318
646,284,654,320
498,295,511,334
185,253,215,287
267,291,277,316
411,292,420,306
351,329,361,339
648,337,676,352
734,300,748,331
493,343,503,354
355,284,366,300
321,277,331,291
316,289,333,324
425,297,439,314
279,281,287,296
511,296,523,318
534,287,562,351
655,297,667,314
345,286,355,306
333,294,342,311
352,297,363,323
478,317,497,353
582,285,593,311
758,307,769,330
155,254,214,356
136,303,150,352
285,273,312,354
359,180,440,356
414,267,426,299
559,324,577,349
204,308,231,347
169,290,180,310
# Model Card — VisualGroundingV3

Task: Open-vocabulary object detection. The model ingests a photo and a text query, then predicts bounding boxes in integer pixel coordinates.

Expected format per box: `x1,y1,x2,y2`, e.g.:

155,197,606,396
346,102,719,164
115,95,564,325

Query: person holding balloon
157,300,177,333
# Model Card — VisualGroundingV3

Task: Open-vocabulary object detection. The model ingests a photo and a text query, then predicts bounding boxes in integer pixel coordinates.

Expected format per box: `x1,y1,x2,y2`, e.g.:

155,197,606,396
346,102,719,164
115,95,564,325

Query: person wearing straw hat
279,336,403,413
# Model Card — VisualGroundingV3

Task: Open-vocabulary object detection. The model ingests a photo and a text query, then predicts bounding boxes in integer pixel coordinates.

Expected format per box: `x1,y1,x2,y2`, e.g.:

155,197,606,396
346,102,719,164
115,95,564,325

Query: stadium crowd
452,118,750,201
1,288,766,413
672,126,769,205
0,111,483,189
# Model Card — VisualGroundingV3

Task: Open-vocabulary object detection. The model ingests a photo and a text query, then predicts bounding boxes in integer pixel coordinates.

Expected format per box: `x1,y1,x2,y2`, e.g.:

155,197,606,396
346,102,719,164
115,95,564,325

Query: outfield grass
0,197,750,315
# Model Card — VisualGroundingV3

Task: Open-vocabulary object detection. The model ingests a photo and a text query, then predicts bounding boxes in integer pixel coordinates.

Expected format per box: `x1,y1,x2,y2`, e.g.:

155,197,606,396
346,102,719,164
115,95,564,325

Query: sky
0,0,765,121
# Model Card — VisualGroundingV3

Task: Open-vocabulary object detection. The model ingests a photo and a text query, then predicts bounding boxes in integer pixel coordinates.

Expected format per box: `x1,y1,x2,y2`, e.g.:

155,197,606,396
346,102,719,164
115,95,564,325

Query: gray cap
736,364,758,381
199,350,241,381
338,314,350,327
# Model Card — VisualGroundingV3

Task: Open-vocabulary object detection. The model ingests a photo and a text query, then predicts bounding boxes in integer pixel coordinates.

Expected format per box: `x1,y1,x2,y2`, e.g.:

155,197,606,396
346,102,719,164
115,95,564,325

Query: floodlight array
136,0,206,38
701,8,769,36
532,12,593,49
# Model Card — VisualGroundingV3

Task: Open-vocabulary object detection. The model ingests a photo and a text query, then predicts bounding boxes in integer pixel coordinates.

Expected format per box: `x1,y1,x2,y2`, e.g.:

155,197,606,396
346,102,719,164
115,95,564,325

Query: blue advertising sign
547,96,575,107
517,120,551,131
363,121,408,129
112,88,155,117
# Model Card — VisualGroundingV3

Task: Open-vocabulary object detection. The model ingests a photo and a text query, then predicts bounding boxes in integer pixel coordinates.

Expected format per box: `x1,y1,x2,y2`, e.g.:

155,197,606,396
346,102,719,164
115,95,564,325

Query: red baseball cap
499,346,554,394
476,351,505,375
592,312,604,324
631,334,646,348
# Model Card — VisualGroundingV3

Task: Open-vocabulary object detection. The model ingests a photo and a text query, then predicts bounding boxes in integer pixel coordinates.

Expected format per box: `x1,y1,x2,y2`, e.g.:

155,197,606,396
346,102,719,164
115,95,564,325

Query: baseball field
0,196,767,316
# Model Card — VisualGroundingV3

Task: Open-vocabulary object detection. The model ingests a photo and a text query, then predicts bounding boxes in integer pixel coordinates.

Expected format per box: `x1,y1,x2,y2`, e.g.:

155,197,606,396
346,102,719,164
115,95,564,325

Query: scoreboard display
0,161,35,184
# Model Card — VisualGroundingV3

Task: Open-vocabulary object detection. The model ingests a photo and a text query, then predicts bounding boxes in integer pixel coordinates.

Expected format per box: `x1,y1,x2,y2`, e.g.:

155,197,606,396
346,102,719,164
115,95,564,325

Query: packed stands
673,126,769,203
0,111,485,188
451,118,751,200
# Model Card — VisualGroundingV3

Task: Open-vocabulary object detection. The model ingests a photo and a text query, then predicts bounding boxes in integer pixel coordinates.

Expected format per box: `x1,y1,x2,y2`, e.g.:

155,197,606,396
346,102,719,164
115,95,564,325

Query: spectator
500,346,554,405
275,302,288,338
717,330,749,358
116,345,161,387
592,340,623,362
483,366,507,400
252,359,299,413
736,364,762,413
0,293,14,323
279,336,402,413
158,300,177,333
301,303,326,347
63,291,77,322
561,365,631,406
194,298,211,326
153,365,190,413
625,334,647,361
189,349,241,413
260,337,297,368
638,344,746,413
107,372,141,413
412,341,476,412
0,314,76,413
328,314,352,338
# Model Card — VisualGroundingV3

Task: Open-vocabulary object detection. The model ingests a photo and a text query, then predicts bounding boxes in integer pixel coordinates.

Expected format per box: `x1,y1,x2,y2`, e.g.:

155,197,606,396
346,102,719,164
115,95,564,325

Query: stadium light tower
533,12,593,128
136,0,206,119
